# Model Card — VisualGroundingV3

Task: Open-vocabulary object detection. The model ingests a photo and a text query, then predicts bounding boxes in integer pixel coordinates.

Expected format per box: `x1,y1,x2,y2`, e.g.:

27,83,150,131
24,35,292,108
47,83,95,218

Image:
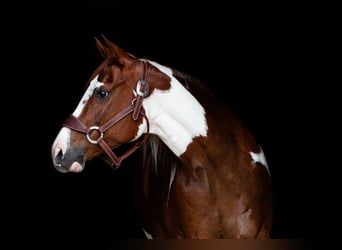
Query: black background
7,0,332,247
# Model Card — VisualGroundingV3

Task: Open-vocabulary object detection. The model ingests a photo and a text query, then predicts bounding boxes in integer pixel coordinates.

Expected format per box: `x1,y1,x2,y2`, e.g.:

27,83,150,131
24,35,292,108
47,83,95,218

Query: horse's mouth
54,161,84,173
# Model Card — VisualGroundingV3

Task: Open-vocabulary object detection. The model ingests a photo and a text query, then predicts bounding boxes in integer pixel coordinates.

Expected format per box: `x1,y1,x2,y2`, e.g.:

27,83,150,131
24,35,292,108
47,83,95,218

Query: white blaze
51,75,103,169
73,76,104,117
51,127,70,158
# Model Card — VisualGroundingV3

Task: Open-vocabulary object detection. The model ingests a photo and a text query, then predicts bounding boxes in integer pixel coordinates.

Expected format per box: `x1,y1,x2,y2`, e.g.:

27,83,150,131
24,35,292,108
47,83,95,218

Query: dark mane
142,134,180,175
172,68,214,96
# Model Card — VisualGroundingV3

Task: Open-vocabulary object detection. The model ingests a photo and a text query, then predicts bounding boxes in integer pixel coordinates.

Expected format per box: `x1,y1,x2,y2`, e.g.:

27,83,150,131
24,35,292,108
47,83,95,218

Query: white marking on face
249,146,270,177
51,75,103,169
51,127,70,162
73,76,104,117
137,60,208,157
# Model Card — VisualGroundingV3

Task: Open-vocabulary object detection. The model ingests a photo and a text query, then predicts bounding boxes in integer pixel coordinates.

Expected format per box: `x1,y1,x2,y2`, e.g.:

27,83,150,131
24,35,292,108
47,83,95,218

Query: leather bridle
62,60,150,169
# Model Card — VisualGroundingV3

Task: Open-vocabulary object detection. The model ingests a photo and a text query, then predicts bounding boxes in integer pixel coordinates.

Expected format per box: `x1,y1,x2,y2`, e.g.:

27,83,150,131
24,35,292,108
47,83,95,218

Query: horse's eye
95,88,110,100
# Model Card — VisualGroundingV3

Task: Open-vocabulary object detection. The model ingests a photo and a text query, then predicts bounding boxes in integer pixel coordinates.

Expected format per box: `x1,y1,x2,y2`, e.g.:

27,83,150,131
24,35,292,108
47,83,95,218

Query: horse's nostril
55,149,63,164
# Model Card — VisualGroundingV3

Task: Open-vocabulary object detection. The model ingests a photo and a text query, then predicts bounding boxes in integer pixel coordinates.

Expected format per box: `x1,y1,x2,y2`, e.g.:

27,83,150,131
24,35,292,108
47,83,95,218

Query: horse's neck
141,60,255,187
143,61,208,158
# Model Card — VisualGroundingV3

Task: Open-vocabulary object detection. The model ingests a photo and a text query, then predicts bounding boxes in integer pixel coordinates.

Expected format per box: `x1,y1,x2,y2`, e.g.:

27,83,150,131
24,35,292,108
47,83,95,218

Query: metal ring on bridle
86,126,103,144
136,80,149,97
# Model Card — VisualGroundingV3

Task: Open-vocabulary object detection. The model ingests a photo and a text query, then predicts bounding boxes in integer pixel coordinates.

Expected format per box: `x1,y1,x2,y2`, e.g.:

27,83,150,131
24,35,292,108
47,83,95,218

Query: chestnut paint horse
51,35,273,239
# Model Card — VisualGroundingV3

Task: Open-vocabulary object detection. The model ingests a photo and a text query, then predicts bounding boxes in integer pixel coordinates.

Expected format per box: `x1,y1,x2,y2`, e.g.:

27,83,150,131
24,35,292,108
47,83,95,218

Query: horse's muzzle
52,147,85,173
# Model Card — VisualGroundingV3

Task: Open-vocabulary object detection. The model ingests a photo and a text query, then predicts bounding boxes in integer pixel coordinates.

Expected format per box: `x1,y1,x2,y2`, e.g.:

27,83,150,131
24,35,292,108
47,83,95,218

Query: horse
51,34,273,239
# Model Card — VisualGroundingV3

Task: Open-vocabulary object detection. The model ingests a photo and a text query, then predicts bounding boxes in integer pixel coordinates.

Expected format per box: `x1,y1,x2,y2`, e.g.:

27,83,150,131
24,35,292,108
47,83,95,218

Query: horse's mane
171,68,215,99
142,134,179,174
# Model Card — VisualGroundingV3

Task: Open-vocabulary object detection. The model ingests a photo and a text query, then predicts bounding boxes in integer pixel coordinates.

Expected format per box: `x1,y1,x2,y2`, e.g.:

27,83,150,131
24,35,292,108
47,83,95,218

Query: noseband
62,60,150,169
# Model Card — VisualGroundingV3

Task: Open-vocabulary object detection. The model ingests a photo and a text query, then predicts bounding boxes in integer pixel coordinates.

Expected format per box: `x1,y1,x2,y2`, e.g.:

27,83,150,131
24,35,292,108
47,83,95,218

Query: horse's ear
96,34,133,63
94,36,111,59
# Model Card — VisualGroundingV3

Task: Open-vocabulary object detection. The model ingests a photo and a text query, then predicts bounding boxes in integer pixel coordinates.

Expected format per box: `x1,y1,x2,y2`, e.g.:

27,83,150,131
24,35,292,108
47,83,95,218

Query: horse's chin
54,161,84,173
69,161,84,173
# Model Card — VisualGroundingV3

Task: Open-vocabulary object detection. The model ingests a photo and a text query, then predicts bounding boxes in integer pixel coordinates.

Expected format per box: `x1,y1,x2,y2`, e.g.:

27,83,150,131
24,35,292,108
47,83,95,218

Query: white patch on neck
138,60,208,157
73,76,104,117
249,146,270,177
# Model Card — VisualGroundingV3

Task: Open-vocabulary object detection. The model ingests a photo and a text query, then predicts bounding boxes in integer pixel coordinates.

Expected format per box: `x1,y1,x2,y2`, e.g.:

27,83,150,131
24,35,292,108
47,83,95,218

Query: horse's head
51,35,152,173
